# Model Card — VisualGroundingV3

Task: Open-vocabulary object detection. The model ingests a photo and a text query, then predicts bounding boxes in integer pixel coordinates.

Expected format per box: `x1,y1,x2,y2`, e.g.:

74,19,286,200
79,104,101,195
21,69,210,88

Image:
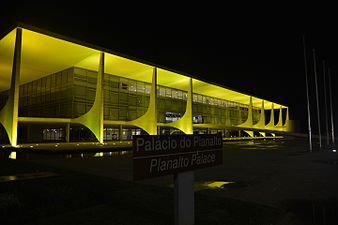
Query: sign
133,134,223,180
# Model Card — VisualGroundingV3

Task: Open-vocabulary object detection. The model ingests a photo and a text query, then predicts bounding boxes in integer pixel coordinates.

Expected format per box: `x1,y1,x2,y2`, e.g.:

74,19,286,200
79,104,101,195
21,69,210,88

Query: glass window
46,76,51,90
119,107,128,120
68,69,73,83
41,77,46,94
183,93,187,100
120,78,128,90
86,88,96,101
172,90,180,99
209,97,214,105
87,70,97,79
103,128,119,141
136,82,145,93
129,80,136,92
158,87,165,96
56,72,62,88
119,93,128,104
74,85,86,97
165,88,171,98
109,92,118,104
76,103,86,114
193,94,197,102
62,70,68,85
128,94,137,106
74,67,86,76
177,90,182,99
145,84,151,94
202,96,206,104
109,108,118,120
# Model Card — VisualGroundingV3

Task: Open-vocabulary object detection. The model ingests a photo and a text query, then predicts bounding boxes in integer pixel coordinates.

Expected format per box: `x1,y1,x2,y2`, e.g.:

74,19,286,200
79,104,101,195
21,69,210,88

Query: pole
323,60,329,147
328,69,335,148
302,36,312,151
313,48,322,149
174,78,194,225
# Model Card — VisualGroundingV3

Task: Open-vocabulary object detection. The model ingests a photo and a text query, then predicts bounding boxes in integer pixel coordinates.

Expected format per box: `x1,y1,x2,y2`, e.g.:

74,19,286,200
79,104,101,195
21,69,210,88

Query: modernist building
0,25,292,147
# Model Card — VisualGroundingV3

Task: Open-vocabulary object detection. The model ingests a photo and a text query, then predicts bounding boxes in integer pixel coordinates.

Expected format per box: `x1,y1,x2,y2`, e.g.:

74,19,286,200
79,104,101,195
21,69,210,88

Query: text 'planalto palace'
0,25,293,147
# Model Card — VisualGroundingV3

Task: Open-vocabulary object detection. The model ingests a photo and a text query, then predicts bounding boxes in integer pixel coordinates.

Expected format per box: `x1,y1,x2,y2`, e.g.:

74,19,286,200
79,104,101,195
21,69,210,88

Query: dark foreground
1,137,338,225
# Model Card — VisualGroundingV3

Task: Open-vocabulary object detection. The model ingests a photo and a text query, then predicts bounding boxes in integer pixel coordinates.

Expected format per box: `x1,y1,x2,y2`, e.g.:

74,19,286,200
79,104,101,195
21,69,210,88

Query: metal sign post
175,171,194,225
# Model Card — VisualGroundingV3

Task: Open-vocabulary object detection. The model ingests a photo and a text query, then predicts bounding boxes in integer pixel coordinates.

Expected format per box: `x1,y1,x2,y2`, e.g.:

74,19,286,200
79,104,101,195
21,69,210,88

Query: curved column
284,107,292,132
253,100,265,129
259,131,266,137
276,106,283,127
128,68,158,135
265,103,275,129
0,28,22,147
166,78,193,134
243,130,254,137
237,96,253,129
73,52,104,143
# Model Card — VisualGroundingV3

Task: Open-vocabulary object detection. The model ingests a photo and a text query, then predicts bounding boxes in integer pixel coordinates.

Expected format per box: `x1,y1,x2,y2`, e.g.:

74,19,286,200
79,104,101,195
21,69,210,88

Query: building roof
0,25,287,109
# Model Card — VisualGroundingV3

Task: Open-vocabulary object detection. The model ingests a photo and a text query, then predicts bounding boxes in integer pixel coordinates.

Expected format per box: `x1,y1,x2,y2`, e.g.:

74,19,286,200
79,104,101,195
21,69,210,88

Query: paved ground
25,138,338,205
3,137,338,224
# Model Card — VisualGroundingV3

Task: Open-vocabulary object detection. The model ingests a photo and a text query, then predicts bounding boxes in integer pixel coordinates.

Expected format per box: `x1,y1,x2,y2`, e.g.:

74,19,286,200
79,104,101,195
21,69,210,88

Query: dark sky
1,2,337,133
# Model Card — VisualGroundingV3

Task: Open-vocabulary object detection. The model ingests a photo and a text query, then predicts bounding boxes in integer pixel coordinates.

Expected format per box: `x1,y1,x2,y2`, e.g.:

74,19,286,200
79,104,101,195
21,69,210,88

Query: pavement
4,137,338,224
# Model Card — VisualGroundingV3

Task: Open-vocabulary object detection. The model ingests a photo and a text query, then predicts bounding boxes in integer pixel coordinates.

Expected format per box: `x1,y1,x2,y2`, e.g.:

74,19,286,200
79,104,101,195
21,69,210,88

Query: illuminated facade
0,26,292,146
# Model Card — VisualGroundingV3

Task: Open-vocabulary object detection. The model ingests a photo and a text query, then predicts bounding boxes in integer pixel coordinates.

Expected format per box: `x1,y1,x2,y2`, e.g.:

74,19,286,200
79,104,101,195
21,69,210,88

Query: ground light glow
207,181,235,188
8,151,16,159
94,152,104,157
193,181,237,191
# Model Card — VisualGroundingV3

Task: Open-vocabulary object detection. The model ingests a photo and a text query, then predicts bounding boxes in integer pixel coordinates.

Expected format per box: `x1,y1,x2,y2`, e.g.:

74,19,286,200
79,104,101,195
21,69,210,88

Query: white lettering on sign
148,152,217,174
193,135,222,148
191,152,215,165
135,136,178,152
135,135,222,153
150,156,190,172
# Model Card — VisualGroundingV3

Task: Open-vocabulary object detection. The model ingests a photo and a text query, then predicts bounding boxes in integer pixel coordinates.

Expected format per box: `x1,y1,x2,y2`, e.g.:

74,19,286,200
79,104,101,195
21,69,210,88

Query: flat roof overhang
0,25,287,109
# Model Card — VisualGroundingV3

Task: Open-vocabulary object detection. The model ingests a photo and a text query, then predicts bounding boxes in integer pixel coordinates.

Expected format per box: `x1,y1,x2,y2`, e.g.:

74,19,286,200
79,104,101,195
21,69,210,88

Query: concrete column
65,123,70,142
247,96,253,126
0,28,22,147
276,106,283,127
119,124,123,141
128,67,157,135
168,78,193,134
237,96,253,129
73,52,104,143
267,103,275,128
98,53,104,143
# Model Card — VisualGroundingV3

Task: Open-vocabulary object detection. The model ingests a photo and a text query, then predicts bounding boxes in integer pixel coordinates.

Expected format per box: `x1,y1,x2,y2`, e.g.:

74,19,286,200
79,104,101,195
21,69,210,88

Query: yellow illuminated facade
0,25,292,147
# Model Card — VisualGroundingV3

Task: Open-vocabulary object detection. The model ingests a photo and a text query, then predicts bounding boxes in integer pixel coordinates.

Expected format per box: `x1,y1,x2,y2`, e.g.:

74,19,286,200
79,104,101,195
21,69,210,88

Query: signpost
133,134,223,225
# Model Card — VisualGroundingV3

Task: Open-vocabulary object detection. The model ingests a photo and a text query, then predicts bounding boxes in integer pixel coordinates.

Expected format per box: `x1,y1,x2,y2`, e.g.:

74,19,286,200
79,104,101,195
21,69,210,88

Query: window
43,128,64,141
136,82,143,93
165,88,171,97
145,84,151,94
129,80,136,92
103,128,119,141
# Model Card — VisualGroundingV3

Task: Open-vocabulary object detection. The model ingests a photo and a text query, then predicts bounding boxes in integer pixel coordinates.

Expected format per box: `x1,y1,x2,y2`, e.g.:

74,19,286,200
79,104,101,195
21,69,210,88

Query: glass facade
17,67,260,126
0,66,266,143
19,68,74,118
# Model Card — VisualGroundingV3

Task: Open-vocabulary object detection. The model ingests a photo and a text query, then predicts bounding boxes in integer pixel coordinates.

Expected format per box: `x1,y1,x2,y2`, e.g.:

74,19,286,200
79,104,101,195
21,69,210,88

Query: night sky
1,2,337,133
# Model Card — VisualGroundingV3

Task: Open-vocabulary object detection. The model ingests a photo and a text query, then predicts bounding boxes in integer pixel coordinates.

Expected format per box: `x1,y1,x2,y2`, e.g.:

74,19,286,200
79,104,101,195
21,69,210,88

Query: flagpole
302,36,312,152
313,48,322,149
323,60,329,147
328,68,335,149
